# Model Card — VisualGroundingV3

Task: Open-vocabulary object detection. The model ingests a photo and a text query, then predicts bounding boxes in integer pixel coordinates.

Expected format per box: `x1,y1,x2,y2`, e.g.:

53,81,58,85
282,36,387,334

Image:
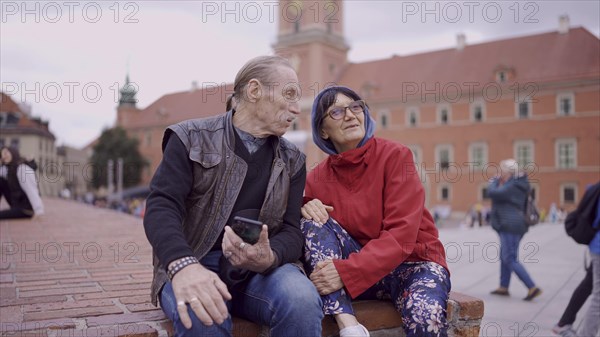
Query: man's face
254,66,301,137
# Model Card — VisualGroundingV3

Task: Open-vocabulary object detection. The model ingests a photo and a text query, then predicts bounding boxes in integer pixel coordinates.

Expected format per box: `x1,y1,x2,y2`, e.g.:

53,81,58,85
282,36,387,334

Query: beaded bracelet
167,256,199,280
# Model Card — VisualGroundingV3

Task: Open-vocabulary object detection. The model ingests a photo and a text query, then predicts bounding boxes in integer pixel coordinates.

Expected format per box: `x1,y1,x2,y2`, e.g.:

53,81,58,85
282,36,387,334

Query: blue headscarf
311,86,376,155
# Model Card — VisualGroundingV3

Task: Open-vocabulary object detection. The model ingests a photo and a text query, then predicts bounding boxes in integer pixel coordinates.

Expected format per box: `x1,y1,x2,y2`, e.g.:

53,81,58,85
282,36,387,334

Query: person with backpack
566,182,600,337
488,159,542,301
552,182,600,336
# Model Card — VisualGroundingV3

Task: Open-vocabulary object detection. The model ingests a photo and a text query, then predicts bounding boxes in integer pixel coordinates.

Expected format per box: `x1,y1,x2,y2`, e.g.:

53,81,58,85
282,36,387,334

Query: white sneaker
339,323,370,337
552,324,576,337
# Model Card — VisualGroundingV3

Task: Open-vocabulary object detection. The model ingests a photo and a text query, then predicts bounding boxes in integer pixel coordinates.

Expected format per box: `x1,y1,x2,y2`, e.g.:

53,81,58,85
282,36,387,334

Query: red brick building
117,1,599,216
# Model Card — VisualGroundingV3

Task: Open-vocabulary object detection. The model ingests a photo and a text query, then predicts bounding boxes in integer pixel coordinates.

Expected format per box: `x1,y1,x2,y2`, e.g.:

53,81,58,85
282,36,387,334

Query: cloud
1,1,598,148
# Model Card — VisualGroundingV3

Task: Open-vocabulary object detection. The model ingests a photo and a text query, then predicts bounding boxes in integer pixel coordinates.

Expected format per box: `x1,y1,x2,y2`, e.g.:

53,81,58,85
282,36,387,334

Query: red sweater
305,138,449,298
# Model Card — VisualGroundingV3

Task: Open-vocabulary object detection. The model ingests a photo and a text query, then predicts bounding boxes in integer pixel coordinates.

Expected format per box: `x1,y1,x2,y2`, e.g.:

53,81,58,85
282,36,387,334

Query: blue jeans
301,218,451,337
160,251,323,337
499,232,535,289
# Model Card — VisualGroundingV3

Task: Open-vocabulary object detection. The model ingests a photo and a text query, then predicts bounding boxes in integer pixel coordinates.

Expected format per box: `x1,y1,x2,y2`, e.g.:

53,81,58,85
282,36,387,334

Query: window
379,110,390,129
469,142,488,169
529,184,538,201
514,140,535,169
435,144,453,171
556,138,577,169
561,184,577,204
407,145,422,166
406,107,419,127
496,71,507,83
517,101,531,119
481,186,489,200
439,185,450,201
294,21,300,33
437,105,451,125
557,92,575,116
470,101,485,122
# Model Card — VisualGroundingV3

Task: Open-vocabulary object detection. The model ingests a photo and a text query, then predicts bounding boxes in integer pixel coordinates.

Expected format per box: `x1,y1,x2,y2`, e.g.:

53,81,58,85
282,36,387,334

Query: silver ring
224,251,232,258
177,301,186,307
239,242,247,249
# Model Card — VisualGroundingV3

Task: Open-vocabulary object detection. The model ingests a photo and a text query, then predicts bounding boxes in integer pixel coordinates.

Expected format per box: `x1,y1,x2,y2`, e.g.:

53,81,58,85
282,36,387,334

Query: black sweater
144,134,306,270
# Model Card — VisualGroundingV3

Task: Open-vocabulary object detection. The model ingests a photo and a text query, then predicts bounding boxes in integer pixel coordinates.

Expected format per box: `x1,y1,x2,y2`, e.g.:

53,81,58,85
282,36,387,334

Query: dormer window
496,71,507,83
494,66,514,83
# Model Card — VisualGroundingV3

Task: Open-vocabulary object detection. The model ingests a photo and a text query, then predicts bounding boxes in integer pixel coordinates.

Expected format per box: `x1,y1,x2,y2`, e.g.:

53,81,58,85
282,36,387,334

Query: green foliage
89,127,147,189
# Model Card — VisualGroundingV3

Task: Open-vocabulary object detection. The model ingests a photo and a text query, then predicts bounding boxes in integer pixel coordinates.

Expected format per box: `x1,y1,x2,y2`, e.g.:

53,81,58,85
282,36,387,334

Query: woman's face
1,148,12,164
320,93,366,153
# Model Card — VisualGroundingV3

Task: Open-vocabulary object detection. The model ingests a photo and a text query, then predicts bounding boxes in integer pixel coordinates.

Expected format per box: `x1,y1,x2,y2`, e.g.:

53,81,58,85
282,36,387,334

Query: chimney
559,15,570,34
456,33,466,50
190,81,198,92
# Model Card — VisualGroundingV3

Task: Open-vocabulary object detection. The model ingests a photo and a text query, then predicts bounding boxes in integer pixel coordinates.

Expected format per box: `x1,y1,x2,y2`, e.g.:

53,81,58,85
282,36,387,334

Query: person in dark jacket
143,55,323,337
0,146,44,219
576,182,600,337
488,158,542,301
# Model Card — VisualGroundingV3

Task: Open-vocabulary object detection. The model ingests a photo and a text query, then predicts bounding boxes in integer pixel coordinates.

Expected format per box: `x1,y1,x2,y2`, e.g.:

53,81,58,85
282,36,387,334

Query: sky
1,0,599,149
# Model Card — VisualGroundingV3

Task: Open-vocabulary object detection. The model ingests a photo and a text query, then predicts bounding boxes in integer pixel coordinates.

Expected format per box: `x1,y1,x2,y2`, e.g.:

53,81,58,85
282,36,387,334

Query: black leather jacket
146,111,306,304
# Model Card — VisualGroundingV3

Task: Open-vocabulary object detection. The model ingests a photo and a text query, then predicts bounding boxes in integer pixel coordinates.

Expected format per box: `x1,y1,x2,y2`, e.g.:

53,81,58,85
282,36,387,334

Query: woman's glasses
323,100,366,120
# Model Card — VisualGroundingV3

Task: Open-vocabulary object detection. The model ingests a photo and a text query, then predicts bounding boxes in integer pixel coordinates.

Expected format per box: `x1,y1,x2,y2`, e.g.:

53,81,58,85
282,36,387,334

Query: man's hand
301,199,334,225
170,263,231,329
222,225,275,273
310,260,344,295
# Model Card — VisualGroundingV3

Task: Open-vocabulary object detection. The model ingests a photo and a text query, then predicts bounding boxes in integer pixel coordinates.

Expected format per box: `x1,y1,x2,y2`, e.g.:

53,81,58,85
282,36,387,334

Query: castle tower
272,0,349,97
116,74,140,127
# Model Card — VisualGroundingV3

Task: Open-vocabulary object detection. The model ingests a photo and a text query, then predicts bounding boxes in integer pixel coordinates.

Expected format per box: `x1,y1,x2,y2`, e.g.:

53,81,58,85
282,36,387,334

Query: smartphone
231,216,263,244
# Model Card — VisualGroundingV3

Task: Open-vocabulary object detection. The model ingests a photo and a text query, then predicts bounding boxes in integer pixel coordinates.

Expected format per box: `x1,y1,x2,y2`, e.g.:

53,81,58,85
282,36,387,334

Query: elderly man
144,55,323,337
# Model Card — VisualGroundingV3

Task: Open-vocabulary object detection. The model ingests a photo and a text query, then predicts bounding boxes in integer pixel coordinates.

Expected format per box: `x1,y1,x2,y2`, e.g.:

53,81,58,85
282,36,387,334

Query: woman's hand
301,199,334,225
310,260,344,295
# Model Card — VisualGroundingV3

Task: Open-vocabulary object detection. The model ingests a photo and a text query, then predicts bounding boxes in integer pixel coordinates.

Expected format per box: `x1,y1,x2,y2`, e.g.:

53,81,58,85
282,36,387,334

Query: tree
90,127,147,189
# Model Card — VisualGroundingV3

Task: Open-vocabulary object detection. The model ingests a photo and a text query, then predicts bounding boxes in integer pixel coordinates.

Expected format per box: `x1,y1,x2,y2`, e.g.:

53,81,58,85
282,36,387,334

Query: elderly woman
0,146,44,219
301,86,450,337
488,159,542,301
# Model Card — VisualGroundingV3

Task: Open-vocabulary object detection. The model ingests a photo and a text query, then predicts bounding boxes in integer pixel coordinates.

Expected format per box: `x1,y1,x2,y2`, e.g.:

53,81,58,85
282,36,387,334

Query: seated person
301,86,451,337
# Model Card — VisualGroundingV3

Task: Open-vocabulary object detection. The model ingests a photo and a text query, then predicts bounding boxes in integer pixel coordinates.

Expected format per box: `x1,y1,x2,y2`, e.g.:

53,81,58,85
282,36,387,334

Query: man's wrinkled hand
222,225,275,273
171,263,231,329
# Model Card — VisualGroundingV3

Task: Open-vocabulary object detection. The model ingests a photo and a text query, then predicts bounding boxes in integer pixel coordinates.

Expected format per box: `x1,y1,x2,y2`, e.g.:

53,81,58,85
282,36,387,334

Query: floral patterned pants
301,218,451,337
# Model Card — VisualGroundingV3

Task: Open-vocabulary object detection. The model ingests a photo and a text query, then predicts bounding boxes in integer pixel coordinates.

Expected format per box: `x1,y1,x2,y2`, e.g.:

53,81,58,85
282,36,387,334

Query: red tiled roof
338,27,600,101
0,92,22,114
0,93,55,139
123,83,234,129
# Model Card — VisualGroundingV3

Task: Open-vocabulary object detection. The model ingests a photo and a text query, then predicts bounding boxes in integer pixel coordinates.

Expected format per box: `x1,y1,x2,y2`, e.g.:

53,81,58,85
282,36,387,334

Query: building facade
0,92,61,197
117,1,600,216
